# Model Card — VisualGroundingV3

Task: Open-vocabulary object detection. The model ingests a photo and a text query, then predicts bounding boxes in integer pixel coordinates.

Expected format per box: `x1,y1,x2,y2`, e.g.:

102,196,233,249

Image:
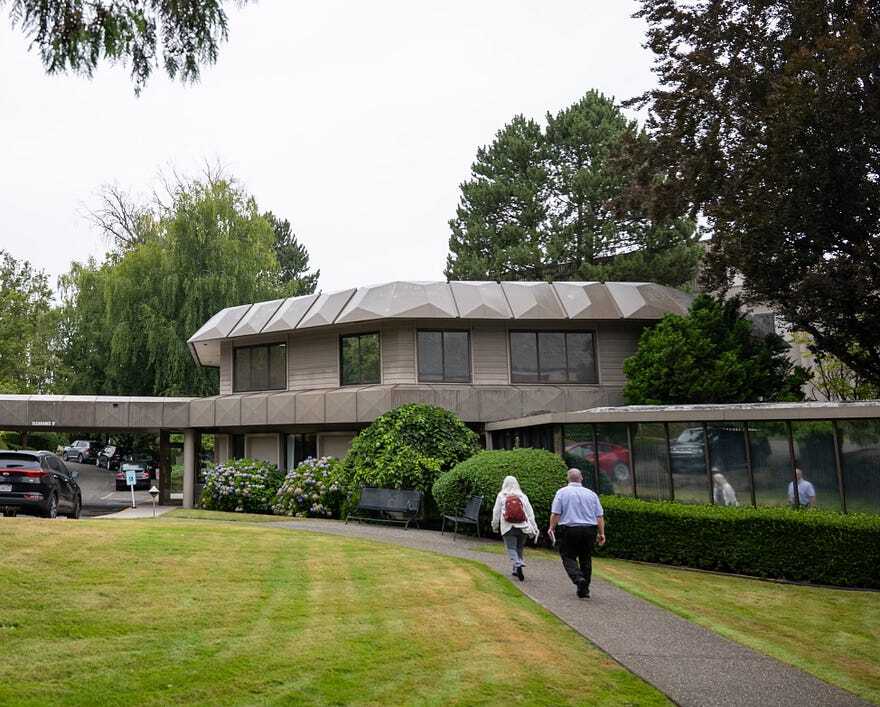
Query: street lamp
148,485,160,517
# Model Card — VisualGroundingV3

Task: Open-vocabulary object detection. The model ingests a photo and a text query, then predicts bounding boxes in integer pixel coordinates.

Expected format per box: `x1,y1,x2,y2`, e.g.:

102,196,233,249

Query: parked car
62,440,101,464
669,426,771,473
564,441,631,481
96,445,129,471
115,455,157,491
0,450,81,518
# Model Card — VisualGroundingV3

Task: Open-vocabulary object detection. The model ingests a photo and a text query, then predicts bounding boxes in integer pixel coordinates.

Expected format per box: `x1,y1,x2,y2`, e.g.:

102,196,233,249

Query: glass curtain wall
836,419,880,515
746,421,793,507
791,421,842,511
629,423,671,500
705,422,752,508
594,423,633,496
667,421,709,504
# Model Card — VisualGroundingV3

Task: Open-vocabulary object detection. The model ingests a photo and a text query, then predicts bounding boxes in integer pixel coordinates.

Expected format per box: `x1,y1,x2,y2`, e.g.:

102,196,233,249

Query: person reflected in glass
491,475,539,582
787,467,817,508
712,469,738,507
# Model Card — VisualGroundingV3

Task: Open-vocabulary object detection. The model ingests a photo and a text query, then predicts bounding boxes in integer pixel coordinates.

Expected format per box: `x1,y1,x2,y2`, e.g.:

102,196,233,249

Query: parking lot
68,460,155,518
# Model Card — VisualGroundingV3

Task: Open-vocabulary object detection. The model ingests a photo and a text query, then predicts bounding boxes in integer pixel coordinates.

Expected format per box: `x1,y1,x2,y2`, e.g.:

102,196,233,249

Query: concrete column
158,431,171,505
183,428,197,509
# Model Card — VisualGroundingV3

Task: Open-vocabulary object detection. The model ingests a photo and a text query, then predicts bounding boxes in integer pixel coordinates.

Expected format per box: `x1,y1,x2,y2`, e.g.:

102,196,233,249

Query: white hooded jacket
491,475,539,539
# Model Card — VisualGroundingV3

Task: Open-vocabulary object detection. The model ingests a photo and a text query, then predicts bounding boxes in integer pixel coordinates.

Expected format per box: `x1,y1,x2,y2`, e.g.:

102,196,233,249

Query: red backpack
503,494,526,523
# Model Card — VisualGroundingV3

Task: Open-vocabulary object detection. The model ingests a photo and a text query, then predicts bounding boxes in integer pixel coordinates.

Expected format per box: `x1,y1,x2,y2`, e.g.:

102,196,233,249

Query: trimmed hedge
432,448,567,532
597,496,880,589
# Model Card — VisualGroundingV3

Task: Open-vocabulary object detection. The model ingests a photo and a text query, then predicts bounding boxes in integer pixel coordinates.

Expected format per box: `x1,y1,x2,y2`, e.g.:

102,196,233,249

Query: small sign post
125,468,137,509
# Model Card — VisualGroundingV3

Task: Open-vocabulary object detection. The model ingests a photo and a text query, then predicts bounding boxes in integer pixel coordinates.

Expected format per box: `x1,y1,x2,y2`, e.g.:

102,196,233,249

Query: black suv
97,445,128,471
0,450,82,518
669,426,771,473
62,440,100,464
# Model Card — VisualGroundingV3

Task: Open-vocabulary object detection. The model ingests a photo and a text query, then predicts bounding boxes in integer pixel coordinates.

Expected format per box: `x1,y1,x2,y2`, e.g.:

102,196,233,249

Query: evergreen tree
623,295,809,405
264,212,320,297
445,91,701,286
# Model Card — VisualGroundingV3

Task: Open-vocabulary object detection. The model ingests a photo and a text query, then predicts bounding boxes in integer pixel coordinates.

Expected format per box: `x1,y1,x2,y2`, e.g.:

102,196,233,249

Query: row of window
232,330,598,391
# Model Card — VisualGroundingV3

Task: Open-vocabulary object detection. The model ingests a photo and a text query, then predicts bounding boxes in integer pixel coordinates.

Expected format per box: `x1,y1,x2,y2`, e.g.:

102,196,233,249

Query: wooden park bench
346,487,423,529
441,495,483,540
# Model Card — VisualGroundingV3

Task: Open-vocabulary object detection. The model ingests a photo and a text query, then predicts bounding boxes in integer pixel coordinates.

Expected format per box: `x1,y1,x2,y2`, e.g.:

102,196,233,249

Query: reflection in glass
444,332,470,381
510,332,538,382
630,423,670,500
791,421,842,511
668,422,709,504
234,347,250,391
417,331,443,381
538,332,566,382
341,333,380,385
563,424,602,493
836,419,880,515
706,422,751,507
748,421,793,507
594,423,633,496
566,333,596,383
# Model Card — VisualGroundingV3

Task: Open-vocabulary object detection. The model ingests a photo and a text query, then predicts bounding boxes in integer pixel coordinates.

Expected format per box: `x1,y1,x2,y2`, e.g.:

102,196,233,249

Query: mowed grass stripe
0,520,667,706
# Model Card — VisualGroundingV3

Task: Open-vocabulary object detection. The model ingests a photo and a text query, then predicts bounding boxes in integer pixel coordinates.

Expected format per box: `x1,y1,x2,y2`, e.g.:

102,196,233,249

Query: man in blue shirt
548,468,606,598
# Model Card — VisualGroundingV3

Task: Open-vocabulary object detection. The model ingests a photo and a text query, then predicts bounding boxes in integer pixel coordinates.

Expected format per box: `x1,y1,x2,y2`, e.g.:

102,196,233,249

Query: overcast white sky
0,1,656,294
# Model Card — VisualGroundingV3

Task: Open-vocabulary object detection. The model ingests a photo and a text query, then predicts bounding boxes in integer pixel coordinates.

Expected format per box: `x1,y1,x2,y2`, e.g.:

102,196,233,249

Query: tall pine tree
445,91,700,286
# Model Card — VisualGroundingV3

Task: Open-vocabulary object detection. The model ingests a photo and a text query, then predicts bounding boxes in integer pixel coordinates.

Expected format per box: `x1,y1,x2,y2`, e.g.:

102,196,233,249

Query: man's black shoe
515,566,524,582
576,580,588,598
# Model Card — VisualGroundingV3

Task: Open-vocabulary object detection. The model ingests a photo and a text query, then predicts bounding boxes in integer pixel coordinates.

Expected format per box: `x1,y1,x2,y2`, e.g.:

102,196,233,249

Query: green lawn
166,508,281,523
469,540,880,703
596,559,880,704
0,519,667,706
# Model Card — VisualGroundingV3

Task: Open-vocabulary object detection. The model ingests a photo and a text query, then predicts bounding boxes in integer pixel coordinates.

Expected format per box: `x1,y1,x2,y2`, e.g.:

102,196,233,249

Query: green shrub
199,458,283,514
596,496,880,588
342,404,479,499
273,456,346,518
433,448,567,533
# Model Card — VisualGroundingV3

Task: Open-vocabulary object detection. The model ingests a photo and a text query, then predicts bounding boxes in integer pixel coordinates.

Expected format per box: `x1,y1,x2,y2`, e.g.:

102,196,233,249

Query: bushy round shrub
342,403,479,497
273,456,346,518
432,448,567,532
199,458,283,514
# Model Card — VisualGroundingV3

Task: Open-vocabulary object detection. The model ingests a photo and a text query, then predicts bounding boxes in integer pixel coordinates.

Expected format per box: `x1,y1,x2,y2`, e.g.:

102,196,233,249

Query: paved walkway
93,504,176,519
268,519,868,707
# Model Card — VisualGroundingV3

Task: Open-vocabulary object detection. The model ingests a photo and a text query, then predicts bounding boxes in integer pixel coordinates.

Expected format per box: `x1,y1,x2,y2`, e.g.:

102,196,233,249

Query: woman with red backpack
491,475,539,581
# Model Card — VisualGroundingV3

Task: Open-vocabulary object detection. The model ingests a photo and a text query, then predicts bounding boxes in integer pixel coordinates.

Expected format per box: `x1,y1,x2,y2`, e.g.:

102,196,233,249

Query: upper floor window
509,331,597,384
233,343,287,392
340,333,380,385
418,331,471,383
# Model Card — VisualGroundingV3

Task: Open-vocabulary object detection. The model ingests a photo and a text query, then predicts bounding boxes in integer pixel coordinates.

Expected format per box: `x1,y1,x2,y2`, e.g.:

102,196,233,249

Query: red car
565,442,631,482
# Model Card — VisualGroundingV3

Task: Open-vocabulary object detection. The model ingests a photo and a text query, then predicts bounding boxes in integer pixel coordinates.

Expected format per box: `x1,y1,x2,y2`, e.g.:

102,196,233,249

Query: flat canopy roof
485,400,880,430
188,280,692,366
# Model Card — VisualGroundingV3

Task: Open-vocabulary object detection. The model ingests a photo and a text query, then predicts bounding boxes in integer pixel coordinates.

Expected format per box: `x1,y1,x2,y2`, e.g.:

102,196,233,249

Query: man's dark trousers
558,524,598,587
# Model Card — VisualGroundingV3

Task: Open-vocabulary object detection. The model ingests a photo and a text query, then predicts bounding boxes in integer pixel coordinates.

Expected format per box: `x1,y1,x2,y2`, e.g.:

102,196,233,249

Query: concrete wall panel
0,397,29,427
56,398,96,429
267,392,296,425
479,387,523,422
295,391,325,423
519,387,566,417
128,400,164,428
219,341,233,395
246,433,279,465
391,386,435,409
215,396,242,427
95,400,129,428
241,395,268,426
325,388,358,424
189,399,215,428
356,387,392,422
319,433,356,459
162,401,190,429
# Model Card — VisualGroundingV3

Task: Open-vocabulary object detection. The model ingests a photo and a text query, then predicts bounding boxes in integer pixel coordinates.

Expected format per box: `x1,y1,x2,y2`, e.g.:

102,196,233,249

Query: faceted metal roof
188,280,692,366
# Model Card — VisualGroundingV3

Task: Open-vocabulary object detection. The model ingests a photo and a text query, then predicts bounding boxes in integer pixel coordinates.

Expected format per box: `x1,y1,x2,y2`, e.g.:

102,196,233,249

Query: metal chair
441,495,483,540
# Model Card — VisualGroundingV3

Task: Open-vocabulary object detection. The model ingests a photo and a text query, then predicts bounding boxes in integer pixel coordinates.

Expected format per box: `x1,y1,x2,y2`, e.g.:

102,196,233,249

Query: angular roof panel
606,282,691,319
188,304,252,343
262,293,319,334
553,282,623,319
337,281,457,323
229,298,286,337
298,288,357,329
449,281,512,319
500,282,566,319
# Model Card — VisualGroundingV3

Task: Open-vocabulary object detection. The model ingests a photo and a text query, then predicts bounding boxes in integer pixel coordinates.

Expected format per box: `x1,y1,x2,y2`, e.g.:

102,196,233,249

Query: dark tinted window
233,343,287,392
340,333,380,385
418,331,470,383
0,453,40,469
510,331,597,384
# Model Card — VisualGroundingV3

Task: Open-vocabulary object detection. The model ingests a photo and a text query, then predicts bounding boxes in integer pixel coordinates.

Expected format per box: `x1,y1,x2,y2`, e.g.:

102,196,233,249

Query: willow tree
59,177,318,396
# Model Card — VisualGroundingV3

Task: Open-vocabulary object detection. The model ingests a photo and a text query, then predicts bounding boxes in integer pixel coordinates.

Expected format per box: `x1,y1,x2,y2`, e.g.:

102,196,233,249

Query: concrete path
93,504,176,519
268,519,869,707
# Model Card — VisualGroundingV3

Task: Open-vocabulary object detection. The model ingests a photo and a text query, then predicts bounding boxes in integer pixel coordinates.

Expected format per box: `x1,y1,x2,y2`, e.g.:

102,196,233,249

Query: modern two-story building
186,280,692,470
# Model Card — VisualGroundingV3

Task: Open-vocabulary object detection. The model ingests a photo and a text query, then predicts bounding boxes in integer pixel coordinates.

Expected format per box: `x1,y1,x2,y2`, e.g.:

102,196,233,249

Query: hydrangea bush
273,456,346,518
199,458,284,514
